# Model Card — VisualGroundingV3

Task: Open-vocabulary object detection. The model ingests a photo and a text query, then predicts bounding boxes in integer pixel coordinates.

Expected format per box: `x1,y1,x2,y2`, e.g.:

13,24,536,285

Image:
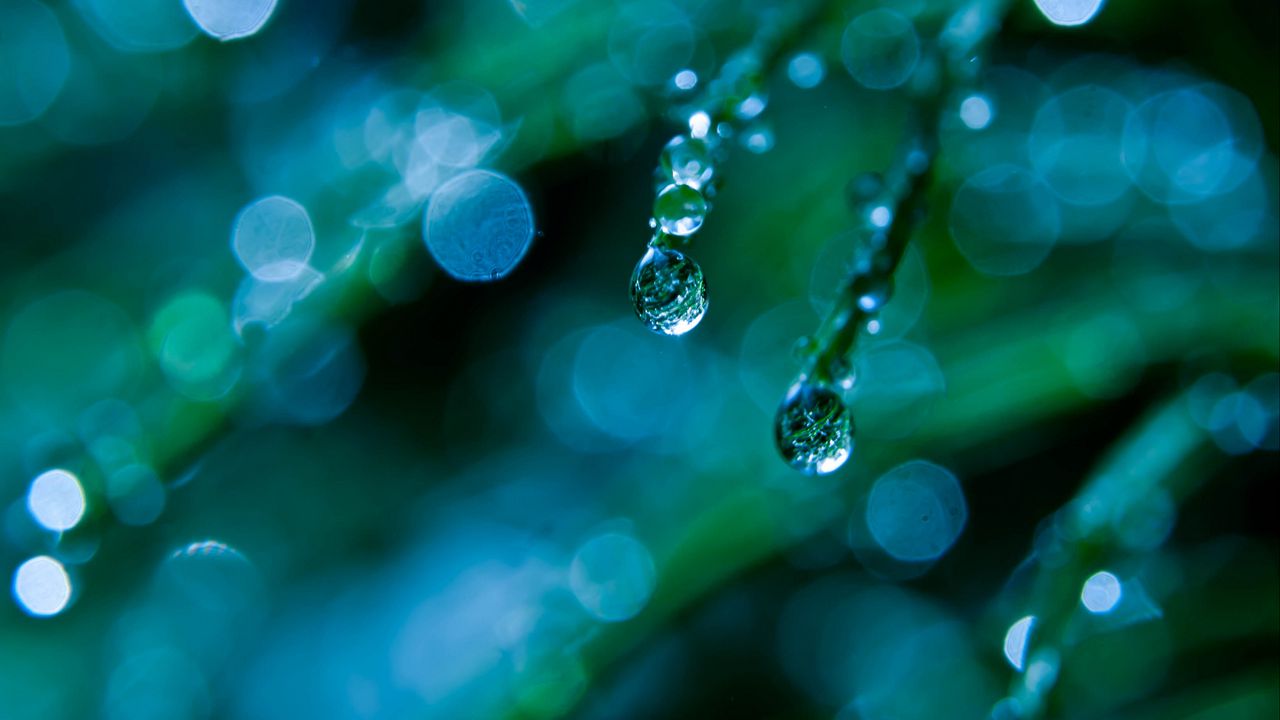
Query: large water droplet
630,245,707,336
774,381,854,475
659,135,716,191
653,183,707,237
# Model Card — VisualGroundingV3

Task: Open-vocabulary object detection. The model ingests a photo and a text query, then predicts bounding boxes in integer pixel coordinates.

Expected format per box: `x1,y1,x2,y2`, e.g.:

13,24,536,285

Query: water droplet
774,381,854,475
851,273,894,313
653,183,707,237
659,135,716,191
630,245,708,336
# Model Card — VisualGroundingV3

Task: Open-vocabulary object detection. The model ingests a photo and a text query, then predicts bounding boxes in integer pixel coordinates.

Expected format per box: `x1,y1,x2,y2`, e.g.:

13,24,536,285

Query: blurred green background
0,0,1277,718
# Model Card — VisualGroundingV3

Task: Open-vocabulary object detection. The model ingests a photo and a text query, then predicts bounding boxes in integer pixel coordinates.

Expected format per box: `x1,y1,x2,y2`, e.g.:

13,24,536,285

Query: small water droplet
851,273,894,312
847,172,886,209
653,183,708,237
774,381,854,474
659,135,716,191
791,335,817,364
630,245,708,336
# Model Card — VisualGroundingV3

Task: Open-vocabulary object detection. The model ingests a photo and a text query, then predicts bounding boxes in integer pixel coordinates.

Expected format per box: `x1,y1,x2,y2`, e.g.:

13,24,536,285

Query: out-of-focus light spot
739,302,819,413
149,292,242,401
0,0,70,126
572,323,695,443
424,169,534,282
949,164,1060,276
563,63,644,142
1003,615,1036,671
1033,0,1105,26
866,460,967,562
1030,85,1132,207
232,266,324,335
26,468,85,532
257,318,365,426
569,532,656,622
939,67,1050,178
1081,570,1122,613
507,0,579,27
673,69,697,90
1024,649,1060,694
1245,373,1280,451
741,124,774,154
840,9,920,90
413,107,501,169
1169,167,1269,252
607,2,695,87
1207,390,1269,455
869,205,892,228
107,464,166,526
688,110,711,139
13,555,71,617
959,94,993,130
848,340,944,439
76,0,198,53
736,93,766,120
232,195,316,282
182,0,279,41
865,319,882,334
787,52,825,89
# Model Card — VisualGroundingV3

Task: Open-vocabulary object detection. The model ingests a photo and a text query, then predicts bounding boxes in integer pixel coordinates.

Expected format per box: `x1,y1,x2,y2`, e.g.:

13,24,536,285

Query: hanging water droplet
774,381,854,475
659,135,716,191
851,273,894,312
654,183,708,237
630,245,708,336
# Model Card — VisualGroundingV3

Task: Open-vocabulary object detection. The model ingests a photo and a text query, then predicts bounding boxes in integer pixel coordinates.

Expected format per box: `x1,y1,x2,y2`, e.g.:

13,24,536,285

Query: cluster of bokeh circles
2,0,541,629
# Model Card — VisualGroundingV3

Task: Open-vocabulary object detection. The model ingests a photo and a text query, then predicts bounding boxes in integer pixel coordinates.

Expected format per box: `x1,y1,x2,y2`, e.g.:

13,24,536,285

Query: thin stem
799,0,1013,387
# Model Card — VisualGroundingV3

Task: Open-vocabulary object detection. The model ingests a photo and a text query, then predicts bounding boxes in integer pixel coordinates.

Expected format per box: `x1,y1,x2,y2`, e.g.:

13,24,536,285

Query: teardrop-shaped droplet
774,381,854,474
659,135,716,191
630,245,708,336
654,183,708,237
